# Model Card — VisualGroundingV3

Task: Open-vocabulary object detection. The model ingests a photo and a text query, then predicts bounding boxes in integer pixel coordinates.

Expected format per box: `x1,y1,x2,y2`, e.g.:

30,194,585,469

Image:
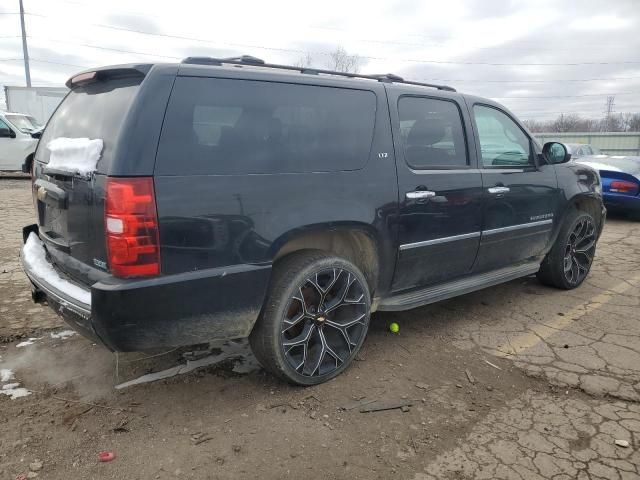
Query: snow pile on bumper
22,233,91,306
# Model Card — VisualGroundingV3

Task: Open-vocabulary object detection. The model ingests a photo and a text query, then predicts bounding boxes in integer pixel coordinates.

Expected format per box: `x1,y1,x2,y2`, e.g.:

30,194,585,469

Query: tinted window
473,105,532,167
156,77,377,175
0,118,11,132
37,77,141,171
398,97,467,168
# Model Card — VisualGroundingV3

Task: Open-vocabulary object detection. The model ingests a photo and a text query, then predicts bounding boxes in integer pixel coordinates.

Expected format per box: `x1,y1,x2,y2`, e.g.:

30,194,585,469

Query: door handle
487,186,510,194
406,190,436,200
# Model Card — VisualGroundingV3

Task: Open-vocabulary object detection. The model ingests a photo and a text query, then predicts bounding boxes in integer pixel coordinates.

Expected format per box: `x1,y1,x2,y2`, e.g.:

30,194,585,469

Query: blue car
572,148,640,216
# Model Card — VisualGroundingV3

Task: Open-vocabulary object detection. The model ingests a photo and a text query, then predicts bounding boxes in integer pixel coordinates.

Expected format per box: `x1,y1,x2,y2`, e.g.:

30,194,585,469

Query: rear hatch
33,72,145,285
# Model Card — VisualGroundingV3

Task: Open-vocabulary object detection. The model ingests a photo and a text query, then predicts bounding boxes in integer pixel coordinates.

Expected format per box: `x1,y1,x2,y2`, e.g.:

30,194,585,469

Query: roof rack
181,55,456,92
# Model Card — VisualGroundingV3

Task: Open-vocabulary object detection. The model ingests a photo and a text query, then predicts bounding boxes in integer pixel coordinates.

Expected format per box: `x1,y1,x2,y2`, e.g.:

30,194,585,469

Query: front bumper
21,225,271,351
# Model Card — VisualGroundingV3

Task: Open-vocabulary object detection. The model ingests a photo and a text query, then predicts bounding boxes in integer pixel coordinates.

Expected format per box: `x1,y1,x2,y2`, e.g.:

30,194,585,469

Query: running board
378,262,540,312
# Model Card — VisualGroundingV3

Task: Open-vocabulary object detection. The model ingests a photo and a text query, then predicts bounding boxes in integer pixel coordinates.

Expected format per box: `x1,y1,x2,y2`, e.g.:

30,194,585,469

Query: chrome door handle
487,186,510,194
406,190,436,199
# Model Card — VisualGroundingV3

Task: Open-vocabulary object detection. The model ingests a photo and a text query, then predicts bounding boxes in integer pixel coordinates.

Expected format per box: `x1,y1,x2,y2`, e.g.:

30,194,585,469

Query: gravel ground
1,178,639,479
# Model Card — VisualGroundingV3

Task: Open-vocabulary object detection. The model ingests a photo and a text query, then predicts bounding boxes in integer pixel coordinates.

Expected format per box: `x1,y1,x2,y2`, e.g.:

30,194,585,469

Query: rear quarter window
155,77,377,175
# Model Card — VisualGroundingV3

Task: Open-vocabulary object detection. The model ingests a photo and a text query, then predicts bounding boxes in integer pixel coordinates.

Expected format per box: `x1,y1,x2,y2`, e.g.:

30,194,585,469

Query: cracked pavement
1,178,639,479
445,217,640,403
416,391,640,480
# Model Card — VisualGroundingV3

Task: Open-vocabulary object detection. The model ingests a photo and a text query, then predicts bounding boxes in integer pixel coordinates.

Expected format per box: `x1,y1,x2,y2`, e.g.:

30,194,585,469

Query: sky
1,0,639,121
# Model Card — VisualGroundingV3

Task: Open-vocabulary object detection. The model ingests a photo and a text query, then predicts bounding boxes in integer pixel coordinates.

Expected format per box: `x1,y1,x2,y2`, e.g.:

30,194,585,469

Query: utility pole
19,0,32,87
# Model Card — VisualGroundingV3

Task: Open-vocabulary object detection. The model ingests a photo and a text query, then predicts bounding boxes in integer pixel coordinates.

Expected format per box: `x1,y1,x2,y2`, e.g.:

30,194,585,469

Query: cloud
0,0,638,120
569,14,633,31
105,14,163,34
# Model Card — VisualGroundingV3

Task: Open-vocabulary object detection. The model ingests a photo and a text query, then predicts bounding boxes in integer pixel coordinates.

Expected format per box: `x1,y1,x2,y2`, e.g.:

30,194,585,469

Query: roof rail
180,55,456,92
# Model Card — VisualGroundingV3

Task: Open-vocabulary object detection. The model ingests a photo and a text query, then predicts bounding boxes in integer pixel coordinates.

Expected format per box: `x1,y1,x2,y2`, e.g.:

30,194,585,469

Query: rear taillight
105,177,160,278
610,180,639,195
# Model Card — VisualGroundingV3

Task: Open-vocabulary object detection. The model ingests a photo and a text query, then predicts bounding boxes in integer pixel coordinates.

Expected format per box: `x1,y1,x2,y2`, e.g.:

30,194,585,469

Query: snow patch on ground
1,368,15,382
1,368,30,400
22,234,91,306
1,383,31,399
46,137,103,177
115,340,260,389
16,338,39,348
50,330,77,340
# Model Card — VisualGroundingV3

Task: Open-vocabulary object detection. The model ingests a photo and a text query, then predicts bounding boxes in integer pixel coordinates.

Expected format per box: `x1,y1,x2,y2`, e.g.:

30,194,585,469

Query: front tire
537,210,597,289
249,251,371,386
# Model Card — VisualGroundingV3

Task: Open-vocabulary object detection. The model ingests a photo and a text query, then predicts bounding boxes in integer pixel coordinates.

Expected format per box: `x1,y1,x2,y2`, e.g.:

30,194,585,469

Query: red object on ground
16,474,28,480
98,451,116,462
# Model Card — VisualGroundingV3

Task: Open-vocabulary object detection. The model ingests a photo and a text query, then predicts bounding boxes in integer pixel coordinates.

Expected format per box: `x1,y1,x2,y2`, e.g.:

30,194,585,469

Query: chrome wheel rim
280,268,368,377
563,217,596,285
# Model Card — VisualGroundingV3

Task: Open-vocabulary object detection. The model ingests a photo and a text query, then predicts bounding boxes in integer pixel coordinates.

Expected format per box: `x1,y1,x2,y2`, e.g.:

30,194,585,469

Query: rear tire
249,251,371,386
537,210,597,289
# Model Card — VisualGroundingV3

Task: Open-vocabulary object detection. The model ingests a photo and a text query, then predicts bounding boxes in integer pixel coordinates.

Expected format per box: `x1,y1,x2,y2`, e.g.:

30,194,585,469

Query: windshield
5,114,41,133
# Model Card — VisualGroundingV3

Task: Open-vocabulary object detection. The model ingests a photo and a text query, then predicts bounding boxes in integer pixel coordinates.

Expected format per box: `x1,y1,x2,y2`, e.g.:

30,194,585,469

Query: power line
21,12,640,67
0,57,89,68
417,76,640,84
494,92,637,99
23,37,640,85
28,36,182,60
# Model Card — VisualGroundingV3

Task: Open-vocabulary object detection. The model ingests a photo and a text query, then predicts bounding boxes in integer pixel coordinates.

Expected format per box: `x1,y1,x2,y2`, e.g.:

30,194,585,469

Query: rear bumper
21,224,271,351
603,193,640,212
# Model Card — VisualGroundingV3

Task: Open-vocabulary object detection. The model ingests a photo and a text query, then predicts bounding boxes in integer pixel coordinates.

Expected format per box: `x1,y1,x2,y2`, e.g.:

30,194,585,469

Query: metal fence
535,132,640,156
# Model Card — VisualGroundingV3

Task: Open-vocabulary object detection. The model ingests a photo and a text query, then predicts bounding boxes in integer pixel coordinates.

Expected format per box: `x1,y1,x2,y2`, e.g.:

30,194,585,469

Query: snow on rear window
46,137,103,177
22,233,91,305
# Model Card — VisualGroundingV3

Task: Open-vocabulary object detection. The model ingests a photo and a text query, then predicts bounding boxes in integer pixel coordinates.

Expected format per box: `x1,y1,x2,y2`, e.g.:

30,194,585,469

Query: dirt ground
1,178,639,480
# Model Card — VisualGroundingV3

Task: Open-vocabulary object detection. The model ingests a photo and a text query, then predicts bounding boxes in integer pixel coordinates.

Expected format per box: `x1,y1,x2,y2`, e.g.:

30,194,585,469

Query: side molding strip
483,219,553,236
399,231,481,251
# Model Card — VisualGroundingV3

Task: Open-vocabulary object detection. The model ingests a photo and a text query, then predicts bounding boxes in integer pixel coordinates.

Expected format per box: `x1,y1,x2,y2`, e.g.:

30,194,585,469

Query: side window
583,146,593,155
156,77,377,175
398,97,468,168
0,118,11,132
473,105,533,168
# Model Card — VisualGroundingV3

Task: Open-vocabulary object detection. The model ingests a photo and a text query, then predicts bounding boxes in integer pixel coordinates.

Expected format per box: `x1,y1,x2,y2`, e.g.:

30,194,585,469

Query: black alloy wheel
562,216,596,286
250,252,371,385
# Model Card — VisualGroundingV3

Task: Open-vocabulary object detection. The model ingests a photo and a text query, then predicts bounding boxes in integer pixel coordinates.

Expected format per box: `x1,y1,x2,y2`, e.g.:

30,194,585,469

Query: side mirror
31,131,42,139
0,127,16,138
543,142,571,164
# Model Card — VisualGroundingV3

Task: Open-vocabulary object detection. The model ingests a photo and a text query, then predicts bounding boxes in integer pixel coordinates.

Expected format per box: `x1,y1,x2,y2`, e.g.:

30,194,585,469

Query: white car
0,111,42,171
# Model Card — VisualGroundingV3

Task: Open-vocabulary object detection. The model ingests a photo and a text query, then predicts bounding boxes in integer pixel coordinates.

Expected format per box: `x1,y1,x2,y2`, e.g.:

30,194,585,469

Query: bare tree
293,52,314,69
522,119,541,133
628,113,640,132
326,46,361,73
552,113,581,133
523,112,640,133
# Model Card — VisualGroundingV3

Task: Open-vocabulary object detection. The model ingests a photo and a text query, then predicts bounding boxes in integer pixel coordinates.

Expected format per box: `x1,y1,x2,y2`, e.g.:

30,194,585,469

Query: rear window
155,77,377,175
398,96,468,168
37,77,141,171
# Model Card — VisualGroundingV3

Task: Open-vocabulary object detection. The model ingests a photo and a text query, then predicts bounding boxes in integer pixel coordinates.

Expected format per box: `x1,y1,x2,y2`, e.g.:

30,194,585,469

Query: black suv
21,56,605,385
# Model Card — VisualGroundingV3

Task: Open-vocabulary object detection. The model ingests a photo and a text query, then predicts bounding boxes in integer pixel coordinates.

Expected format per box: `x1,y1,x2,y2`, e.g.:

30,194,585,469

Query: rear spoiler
66,64,153,88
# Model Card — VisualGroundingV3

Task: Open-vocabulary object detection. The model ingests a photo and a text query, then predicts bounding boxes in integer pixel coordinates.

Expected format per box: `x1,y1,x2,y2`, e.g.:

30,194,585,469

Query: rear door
469,103,560,272
389,90,483,292
32,75,144,283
